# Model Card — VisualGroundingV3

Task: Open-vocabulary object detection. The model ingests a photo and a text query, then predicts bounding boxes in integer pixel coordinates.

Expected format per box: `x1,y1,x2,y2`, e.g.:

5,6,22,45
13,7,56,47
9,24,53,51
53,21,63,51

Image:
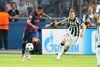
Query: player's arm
43,13,58,28
58,18,68,24
9,15,19,19
45,19,58,28
43,13,52,20
27,19,38,29
54,18,68,26
9,10,19,19
27,13,38,29
80,22,86,38
46,18,68,28
45,22,53,28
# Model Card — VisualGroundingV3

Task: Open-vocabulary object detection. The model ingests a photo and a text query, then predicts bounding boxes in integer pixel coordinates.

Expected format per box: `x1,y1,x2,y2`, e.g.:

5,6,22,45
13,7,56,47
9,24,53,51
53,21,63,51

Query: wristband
31,24,34,27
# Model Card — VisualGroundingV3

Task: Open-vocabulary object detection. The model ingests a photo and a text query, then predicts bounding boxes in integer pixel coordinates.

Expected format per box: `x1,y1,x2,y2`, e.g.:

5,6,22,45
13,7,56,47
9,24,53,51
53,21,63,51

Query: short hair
69,8,76,14
37,5,43,10
11,2,17,7
88,6,93,10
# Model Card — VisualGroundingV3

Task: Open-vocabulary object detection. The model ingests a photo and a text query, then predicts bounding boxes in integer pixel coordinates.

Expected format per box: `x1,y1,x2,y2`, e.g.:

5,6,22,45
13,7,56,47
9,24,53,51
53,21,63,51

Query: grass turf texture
0,54,97,67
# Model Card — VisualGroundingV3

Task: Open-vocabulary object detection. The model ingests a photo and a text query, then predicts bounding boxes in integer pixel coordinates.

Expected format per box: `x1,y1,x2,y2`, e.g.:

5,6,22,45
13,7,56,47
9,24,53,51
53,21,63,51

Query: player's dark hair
11,2,17,8
37,5,43,10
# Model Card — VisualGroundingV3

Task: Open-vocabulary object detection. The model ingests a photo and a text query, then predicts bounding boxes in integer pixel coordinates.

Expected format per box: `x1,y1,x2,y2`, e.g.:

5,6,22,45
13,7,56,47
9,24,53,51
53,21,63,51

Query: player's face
36,9,43,15
88,8,93,14
69,12,76,20
11,4,16,9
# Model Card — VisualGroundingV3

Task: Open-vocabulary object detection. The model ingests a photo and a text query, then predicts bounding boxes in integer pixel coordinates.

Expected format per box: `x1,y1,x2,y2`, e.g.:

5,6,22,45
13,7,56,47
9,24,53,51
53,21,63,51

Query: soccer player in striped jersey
56,9,86,60
22,5,52,61
97,20,100,67
95,1,100,67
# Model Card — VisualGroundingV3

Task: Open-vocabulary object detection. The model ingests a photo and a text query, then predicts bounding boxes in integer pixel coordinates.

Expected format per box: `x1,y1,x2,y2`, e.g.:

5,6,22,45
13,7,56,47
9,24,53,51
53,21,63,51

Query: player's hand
86,18,91,23
54,21,59,27
33,26,38,30
45,24,50,28
80,32,84,38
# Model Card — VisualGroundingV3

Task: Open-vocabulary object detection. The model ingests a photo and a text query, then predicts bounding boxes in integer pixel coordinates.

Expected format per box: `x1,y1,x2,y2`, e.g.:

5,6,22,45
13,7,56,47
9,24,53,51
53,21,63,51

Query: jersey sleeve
77,18,83,25
16,9,19,15
28,12,34,20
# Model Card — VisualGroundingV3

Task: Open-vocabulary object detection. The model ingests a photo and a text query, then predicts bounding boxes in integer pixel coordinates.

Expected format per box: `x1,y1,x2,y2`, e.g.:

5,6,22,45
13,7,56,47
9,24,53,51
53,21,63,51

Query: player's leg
96,45,100,67
22,31,30,60
56,36,68,60
31,31,39,54
96,28,100,66
3,30,8,49
57,35,78,60
0,30,2,49
96,24,100,67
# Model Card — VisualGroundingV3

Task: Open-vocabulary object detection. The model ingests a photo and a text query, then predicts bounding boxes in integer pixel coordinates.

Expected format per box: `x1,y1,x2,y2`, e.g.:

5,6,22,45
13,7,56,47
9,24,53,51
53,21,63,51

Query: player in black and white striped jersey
95,1,100,66
56,9,86,60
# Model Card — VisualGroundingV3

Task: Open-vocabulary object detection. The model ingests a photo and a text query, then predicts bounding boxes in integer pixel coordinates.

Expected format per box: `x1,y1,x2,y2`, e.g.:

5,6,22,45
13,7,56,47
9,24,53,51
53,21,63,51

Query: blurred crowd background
0,0,99,18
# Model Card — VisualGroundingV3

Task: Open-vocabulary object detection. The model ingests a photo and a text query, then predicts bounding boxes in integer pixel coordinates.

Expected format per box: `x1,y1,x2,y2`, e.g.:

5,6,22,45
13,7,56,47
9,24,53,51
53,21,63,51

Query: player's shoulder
40,11,45,15
31,11,36,14
76,17,82,23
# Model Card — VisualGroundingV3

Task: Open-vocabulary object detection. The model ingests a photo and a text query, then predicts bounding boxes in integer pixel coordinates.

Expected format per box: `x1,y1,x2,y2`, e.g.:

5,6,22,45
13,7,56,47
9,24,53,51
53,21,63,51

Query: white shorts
65,29,79,46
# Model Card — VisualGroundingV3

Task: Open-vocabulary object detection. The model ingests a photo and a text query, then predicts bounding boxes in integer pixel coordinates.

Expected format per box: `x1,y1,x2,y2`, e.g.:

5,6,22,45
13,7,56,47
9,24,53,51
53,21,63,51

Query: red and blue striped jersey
25,11,44,32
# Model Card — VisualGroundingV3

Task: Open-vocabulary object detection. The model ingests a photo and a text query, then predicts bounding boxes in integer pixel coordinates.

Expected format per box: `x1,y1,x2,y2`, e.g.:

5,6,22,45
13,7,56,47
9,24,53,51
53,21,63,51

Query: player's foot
56,55,61,60
22,54,27,61
97,63,100,67
27,54,31,60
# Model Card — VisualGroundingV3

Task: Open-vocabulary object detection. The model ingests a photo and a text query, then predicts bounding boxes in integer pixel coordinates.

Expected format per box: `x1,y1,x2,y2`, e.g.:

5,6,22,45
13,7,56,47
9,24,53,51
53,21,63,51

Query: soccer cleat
56,55,61,60
27,53,31,60
22,54,27,61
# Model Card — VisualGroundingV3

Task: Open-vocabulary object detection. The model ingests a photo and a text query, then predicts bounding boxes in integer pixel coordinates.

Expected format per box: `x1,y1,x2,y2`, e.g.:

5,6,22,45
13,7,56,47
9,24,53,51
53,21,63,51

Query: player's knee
22,41,27,45
32,40,38,45
62,39,67,44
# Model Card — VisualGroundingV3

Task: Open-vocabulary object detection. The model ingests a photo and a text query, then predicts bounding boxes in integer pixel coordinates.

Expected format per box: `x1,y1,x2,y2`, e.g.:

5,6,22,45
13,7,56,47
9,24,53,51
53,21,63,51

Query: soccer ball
26,43,34,51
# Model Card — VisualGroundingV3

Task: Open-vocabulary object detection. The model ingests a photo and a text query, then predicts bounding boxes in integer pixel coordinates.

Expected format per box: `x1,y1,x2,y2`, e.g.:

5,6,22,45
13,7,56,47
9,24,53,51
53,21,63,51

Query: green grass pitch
0,54,97,67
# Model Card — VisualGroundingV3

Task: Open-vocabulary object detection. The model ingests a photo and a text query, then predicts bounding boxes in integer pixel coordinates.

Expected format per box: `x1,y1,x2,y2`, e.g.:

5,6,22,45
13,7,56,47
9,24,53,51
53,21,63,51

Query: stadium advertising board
42,28,97,54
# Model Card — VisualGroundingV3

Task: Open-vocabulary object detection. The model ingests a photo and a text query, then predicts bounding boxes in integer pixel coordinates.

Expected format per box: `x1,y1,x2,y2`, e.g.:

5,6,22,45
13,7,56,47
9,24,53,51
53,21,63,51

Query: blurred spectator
26,0,34,16
8,2,19,22
52,0,71,17
53,0,63,17
0,6,10,50
18,0,28,17
5,0,14,12
40,0,51,15
82,0,89,16
83,6,95,28
93,0,100,27
90,0,98,12
73,0,79,17
33,0,38,10
96,0,100,13
13,0,20,6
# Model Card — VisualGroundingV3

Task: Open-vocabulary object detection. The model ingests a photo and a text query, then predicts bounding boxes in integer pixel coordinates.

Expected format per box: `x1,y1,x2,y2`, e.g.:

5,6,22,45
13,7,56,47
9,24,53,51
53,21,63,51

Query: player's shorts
65,29,79,46
23,30,39,41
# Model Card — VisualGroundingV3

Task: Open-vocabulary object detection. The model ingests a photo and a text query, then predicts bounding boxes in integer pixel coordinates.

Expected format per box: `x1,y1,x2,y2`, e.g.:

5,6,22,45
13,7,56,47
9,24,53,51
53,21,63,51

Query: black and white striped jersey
67,17,83,36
